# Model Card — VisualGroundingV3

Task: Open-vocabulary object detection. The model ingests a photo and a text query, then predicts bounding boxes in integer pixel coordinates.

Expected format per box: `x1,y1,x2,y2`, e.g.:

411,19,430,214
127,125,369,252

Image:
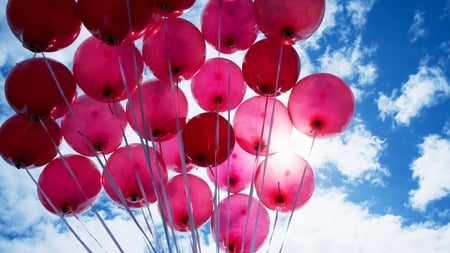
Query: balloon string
73,212,105,251
266,208,280,253
217,0,223,57
224,57,233,253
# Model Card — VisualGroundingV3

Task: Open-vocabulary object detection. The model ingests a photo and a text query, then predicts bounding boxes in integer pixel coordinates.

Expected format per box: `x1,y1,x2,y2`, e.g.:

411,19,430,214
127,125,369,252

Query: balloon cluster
1,0,355,252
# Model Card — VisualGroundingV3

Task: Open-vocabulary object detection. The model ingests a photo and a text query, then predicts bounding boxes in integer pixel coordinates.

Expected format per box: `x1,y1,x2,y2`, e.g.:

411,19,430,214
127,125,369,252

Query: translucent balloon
77,0,155,45
73,36,144,102
5,57,77,120
211,193,270,253
154,133,194,173
37,155,102,216
254,0,326,44
6,0,81,52
0,114,61,169
126,79,188,141
61,95,127,156
161,174,213,231
142,17,206,82
242,39,300,96
288,73,355,137
182,112,235,167
233,96,292,156
153,0,195,17
102,144,167,208
201,0,257,54
191,58,246,112
254,152,315,212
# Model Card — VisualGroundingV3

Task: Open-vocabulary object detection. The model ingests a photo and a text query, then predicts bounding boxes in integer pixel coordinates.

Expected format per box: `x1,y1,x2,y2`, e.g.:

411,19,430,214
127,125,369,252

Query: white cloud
408,10,427,43
409,134,450,212
346,0,377,28
377,60,450,126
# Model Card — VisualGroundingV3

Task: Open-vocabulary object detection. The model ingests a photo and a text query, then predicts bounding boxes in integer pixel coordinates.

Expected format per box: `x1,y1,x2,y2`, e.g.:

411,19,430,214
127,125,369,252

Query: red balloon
254,0,325,44
191,58,246,112
254,152,314,212
5,57,77,120
126,79,188,142
0,114,61,169
182,112,235,167
102,144,167,208
73,36,144,102
155,133,194,173
233,96,292,156
211,193,270,253
242,39,300,96
61,95,127,156
161,174,213,231
37,155,102,216
153,0,195,17
201,0,257,54
288,73,355,137
77,0,155,45
6,0,80,52
142,17,206,82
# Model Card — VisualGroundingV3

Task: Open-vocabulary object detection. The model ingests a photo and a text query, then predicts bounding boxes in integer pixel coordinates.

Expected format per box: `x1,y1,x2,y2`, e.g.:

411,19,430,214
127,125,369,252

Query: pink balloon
233,96,292,156
154,133,194,173
254,152,314,212
73,36,144,102
142,17,206,82
153,0,195,17
102,144,167,208
288,73,355,137
37,155,102,216
126,79,188,142
201,0,257,54
191,58,246,112
61,95,127,156
254,0,326,44
161,174,213,231
211,193,270,253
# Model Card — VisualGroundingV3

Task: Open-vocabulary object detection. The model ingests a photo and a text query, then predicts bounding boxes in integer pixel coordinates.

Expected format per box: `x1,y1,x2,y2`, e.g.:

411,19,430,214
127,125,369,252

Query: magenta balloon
155,133,194,173
153,0,195,17
207,143,256,193
126,79,188,141
201,0,257,54
61,95,127,156
254,0,325,44
37,155,102,216
233,96,292,156
102,144,167,208
73,36,144,102
288,73,355,137
161,174,213,231
211,193,270,253
254,152,314,212
142,17,206,82
191,58,246,112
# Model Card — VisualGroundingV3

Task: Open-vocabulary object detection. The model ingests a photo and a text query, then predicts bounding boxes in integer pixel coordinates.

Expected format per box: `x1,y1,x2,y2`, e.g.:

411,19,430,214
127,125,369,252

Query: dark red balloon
0,114,61,169
155,133,194,173
5,57,77,120
6,0,80,52
37,155,102,216
153,0,195,17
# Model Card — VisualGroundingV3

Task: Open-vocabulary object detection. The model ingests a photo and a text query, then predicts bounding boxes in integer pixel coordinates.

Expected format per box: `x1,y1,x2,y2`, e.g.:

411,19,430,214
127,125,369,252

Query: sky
1,0,450,252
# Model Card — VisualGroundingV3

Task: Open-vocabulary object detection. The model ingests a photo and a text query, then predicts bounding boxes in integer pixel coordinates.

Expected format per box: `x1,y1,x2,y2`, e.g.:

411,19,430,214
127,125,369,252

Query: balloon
201,0,257,54
77,0,155,45
211,193,270,253
61,95,127,156
191,58,246,112
37,155,102,216
142,17,206,82
287,73,355,137
5,57,77,120
242,39,300,96
254,152,314,212
0,114,61,169
161,174,213,231
153,0,195,17
233,96,292,156
102,144,167,208
254,0,325,44
126,79,188,142
6,0,80,52
182,112,235,167
73,36,144,102
155,133,194,173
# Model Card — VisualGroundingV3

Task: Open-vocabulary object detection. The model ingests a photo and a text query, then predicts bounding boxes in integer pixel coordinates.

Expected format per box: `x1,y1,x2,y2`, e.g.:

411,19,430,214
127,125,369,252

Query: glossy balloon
288,73,355,137
37,155,102,216
155,133,194,173
153,0,195,17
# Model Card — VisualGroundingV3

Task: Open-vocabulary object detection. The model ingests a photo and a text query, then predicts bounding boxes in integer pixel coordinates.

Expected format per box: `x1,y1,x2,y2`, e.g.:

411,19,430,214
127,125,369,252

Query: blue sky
1,0,450,252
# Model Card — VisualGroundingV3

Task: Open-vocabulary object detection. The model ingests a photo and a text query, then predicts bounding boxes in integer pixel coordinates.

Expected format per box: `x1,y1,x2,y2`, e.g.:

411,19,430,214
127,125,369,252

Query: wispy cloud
408,10,427,43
